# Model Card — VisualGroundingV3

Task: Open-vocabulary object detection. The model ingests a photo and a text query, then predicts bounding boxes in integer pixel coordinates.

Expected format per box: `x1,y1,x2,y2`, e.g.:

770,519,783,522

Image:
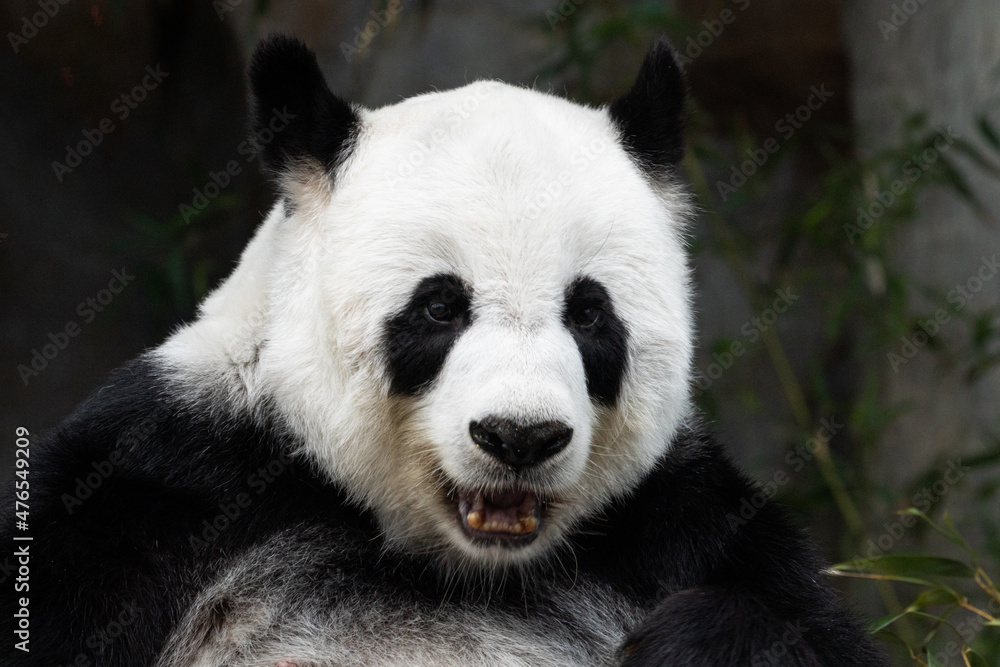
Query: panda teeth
464,512,538,534
458,488,540,535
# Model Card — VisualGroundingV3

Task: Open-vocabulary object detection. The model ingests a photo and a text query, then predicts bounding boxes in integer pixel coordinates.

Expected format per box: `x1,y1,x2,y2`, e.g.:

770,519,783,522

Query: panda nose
469,418,573,470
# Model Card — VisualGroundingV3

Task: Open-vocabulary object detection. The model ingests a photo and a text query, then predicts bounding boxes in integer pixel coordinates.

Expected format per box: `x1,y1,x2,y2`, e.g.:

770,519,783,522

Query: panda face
168,38,693,569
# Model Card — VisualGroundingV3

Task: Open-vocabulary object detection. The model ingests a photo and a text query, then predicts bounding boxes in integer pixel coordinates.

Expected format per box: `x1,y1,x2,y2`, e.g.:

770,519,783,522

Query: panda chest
305,590,638,667
164,575,643,667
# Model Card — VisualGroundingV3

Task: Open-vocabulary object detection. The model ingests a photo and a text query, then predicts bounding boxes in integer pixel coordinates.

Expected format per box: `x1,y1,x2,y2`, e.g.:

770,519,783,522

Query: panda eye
570,304,604,331
424,299,456,324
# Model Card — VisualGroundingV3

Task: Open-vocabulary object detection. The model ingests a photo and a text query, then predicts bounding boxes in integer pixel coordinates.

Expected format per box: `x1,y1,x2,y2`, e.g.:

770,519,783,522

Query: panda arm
576,424,887,666
0,359,280,666
1,438,195,664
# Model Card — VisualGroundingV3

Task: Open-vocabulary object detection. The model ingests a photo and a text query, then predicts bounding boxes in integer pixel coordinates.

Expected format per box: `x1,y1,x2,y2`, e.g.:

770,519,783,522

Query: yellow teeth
465,513,538,535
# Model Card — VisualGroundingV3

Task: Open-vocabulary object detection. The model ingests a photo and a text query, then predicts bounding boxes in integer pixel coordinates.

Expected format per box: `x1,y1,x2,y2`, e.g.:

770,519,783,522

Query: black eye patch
383,274,472,395
563,277,629,406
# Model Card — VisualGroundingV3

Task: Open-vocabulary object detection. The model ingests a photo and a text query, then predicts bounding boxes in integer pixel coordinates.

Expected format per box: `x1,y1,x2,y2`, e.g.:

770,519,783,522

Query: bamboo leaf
900,509,978,560
827,569,937,587
911,586,964,608
832,555,975,579
964,649,991,667
868,609,911,634
941,514,975,553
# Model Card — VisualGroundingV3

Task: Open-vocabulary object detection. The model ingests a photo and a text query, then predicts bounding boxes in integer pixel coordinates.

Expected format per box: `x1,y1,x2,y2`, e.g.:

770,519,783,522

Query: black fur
608,38,687,175
0,358,885,666
248,34,360,175
564,276,629,406
383,273,473,395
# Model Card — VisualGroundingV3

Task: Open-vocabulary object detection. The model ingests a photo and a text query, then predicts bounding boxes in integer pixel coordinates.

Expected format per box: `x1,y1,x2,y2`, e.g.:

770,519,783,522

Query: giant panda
1,35,886,666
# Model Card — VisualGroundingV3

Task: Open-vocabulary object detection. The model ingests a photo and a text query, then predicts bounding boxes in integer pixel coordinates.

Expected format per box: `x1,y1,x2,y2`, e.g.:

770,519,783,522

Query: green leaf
965,649,991,667
941,513,978,562
900,509,979,561
828,570,937,587
868,609,911,634
914,609,960,648
832,555,975,579
911,586,963,608
866,588,962,634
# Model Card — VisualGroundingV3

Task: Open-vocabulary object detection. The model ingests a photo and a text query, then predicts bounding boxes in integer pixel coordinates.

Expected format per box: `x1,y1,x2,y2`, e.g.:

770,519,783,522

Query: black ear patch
608,39,687,175
563,277,629,406
384,274,473,396
248,34,360,175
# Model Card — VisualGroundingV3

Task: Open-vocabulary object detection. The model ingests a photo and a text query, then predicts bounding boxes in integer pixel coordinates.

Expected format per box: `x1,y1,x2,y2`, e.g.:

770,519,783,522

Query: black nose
469,417,573,470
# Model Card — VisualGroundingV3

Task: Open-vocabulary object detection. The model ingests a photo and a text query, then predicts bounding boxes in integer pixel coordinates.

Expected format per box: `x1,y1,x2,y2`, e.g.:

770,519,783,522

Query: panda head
174,35,693,569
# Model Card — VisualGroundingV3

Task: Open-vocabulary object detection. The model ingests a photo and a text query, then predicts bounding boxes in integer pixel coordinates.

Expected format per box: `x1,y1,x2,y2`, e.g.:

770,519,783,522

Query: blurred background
1,0,999,663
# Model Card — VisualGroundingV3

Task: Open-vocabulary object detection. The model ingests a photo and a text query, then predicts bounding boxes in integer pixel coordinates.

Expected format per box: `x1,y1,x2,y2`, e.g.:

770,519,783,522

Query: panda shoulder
33,355,286,500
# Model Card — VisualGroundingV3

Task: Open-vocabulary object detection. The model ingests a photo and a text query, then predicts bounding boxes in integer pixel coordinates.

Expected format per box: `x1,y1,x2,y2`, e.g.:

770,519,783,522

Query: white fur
157,80,694,570
155,528,644,667
173,589,638,667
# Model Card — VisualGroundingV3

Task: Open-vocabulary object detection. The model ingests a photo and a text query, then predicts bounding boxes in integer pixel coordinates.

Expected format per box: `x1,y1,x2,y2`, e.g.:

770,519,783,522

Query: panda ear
608,38,687,175
247,34,360,178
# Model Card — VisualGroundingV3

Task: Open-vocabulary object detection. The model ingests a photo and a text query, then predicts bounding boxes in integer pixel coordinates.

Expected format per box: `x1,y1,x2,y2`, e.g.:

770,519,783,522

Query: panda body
0,37,886,666
157,523,644,667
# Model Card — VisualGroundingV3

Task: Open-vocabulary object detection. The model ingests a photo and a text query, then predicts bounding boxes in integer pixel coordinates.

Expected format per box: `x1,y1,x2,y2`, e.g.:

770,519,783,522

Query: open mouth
456,487,542,547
